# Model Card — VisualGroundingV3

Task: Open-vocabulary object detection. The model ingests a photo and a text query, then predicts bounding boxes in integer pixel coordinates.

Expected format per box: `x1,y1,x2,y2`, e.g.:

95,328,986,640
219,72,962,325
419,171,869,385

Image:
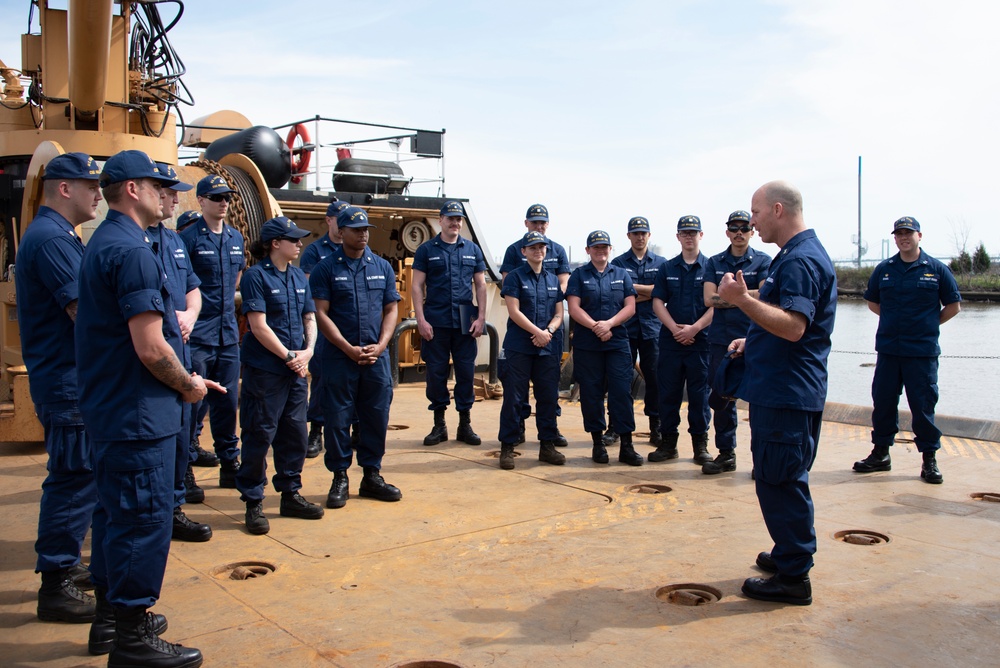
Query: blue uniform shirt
147,223,201,367
651,252,711,351
499,238,570,278
15,206,86,404
309,248,401,356
704,246,772,345
864,249,961,357
180,221,245,346
412,234,486,329
566,262,636,352
500,264,563,356
240,258,316,376
76,210,184,440
300,234,340,274
739,229,837,412
611,248,665,340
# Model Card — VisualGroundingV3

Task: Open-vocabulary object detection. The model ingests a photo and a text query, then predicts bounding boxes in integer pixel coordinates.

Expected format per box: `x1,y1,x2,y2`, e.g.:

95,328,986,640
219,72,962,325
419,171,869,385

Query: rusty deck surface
3,384,1000,667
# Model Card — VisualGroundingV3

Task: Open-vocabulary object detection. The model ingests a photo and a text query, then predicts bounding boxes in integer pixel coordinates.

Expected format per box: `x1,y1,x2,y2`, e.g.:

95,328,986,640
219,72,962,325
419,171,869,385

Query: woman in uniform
236,216,324,535
497,231,565,470
566,230,642,466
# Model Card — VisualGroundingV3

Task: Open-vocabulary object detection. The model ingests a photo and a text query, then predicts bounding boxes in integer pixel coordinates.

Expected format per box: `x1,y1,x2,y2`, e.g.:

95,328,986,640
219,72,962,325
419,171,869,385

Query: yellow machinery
0,1,504,441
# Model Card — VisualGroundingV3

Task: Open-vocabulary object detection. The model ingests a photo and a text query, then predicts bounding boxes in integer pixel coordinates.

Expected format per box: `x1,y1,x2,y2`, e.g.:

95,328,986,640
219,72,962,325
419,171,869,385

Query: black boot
359,467,402,501
702,449,736,475
921,451,943,484
191,440,219,468
591,431,609,464
648,432,679,462
280,491,325,519
602,424,620,446
423,409,448,446
742,573,812,606
853,445,891,472
172,508,213,542
326,470,349,508
108,606,202,668
499,443,516,470
183,465,204,504
649,416,662,446
37,568,95,623
456,410,482,445
539,441,566,465
245,499,269,535
551,427,568,447
618,432,644,466
306,422,323,458
68,562,95,591
219,457,239,489
89,589,167,656
692,433,713,465
516,418,526,445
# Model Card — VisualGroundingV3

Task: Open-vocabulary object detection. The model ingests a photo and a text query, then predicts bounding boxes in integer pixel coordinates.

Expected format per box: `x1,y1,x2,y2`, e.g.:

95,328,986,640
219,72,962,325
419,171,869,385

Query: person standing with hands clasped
497,231,565,470
566,230,640,466
237,217,324,536
718,181,836,606
853,216,961,484
649,215,713,464
311,206,403,507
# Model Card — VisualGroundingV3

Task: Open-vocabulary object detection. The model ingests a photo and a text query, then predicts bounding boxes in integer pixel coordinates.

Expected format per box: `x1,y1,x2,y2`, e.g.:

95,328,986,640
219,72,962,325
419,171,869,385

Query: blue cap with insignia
892,216,920,233
43,152,101,181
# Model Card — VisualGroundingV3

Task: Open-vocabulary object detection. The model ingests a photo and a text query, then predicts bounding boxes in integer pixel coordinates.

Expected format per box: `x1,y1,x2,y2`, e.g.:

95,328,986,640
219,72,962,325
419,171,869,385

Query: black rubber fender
205,126,292,188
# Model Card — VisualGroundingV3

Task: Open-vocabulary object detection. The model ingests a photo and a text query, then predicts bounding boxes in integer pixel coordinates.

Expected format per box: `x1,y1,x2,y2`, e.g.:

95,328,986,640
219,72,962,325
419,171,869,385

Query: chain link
832,349,1000,360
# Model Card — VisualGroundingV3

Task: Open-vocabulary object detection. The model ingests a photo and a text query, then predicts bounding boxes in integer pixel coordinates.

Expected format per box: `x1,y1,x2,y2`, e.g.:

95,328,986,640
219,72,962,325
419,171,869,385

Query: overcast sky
3,0,997,263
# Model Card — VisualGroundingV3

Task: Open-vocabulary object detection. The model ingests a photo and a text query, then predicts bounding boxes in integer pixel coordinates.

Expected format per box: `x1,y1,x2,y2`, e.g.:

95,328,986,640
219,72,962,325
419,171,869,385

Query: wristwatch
546,326,555,334
284,351,297,362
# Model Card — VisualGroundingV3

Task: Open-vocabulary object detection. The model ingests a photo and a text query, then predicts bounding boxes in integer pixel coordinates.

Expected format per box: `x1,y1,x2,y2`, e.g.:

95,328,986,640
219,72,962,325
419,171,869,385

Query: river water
827,298,998,420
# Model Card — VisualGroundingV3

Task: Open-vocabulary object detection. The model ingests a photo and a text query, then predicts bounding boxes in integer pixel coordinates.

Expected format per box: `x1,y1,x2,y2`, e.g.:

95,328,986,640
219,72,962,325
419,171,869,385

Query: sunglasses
727,224,752,233
206,193,232,203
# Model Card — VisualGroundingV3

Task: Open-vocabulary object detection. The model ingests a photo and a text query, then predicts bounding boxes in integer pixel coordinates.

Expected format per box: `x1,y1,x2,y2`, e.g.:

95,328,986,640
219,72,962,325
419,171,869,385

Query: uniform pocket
754,429,808,486
105,445,167,526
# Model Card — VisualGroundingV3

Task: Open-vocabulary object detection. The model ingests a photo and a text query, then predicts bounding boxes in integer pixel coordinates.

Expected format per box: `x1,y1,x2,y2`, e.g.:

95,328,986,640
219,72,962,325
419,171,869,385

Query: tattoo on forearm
710,295,732,308
149,355,195,393
303,313,317,351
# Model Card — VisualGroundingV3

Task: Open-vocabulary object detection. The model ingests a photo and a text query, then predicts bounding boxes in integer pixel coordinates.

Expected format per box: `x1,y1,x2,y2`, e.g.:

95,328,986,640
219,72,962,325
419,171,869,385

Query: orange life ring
286,124,312,184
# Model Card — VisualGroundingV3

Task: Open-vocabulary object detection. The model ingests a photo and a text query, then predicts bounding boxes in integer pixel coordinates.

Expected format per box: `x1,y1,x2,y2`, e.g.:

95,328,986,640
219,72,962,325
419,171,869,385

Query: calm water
827,298,998,419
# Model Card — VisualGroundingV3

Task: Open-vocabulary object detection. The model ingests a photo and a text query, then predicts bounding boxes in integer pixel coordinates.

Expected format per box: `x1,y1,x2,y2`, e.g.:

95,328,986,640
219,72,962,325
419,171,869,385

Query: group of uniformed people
19,151,961,667
493,204,775,474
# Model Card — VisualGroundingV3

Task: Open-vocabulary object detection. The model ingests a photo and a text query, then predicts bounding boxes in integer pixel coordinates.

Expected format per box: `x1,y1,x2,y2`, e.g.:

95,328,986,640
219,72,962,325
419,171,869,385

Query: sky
3,0,998,264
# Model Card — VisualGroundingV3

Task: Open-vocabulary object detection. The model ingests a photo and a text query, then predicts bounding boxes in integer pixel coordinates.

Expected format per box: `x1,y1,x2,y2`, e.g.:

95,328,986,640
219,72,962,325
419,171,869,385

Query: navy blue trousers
749,404,820,578
172,402,196,509
236,366,308,502
90,435,175,608
190,341,241,463
322,353,393,471
657,344,710,435
871,353,941,452
35,401,97,573
574,347,635,434
629,336,660,418
708,343,738,451
422,327,478,412
498,350,560,444
307,338,326,423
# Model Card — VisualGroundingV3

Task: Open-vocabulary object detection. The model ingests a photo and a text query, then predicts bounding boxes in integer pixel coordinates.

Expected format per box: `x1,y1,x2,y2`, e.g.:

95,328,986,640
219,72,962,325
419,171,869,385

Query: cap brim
288,228,312,238
526,216,549,222
168,182,194,192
